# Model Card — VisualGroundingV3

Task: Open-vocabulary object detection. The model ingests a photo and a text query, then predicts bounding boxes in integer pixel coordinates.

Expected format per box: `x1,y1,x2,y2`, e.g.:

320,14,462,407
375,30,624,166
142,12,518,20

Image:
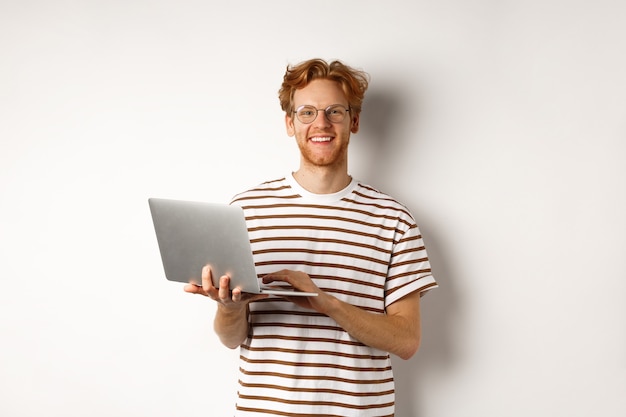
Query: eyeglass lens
295,105,348,124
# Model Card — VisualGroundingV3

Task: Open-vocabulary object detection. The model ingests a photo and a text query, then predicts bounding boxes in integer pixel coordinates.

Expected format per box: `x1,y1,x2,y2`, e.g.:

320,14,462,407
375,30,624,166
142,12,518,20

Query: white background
1,1,625,416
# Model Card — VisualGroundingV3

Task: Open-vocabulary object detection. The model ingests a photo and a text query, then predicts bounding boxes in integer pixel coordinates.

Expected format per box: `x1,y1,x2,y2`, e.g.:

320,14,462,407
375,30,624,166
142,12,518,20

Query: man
185,58,437,416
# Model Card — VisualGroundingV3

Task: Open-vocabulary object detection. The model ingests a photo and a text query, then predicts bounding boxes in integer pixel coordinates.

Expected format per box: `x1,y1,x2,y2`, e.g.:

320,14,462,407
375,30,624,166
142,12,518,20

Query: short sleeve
385,223,438,307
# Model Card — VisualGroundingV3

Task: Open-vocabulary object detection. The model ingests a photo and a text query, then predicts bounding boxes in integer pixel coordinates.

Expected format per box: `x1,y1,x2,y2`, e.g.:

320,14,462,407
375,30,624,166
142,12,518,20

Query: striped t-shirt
229,174,437,417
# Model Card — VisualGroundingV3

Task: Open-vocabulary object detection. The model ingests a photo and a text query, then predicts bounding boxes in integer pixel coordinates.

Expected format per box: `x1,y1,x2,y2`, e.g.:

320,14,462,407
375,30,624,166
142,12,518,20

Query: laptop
148,198,317,296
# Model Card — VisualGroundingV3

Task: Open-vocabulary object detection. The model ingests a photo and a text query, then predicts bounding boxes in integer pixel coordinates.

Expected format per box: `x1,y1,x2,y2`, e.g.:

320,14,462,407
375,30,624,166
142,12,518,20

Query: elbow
221,339,242,350
213,322,247,350
216,329,246,349
215,329,246,350
397,335,421,361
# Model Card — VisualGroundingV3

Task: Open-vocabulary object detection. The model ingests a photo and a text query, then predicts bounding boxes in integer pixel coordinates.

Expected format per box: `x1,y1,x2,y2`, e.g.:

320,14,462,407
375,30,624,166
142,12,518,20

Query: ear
285,113,295,137
350,114,360,134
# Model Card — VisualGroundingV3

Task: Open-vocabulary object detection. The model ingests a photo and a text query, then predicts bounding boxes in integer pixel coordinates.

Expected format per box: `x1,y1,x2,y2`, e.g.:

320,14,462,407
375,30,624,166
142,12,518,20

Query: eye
327,106,345,116
296,106,316,117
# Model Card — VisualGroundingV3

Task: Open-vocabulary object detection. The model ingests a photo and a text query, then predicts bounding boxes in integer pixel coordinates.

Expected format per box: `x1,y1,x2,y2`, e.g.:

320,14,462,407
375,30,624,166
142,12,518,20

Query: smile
310,136,333,143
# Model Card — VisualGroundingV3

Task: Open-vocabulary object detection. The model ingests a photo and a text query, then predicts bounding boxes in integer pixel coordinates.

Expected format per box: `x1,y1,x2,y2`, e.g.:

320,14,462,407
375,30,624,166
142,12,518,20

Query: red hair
278,58,370,115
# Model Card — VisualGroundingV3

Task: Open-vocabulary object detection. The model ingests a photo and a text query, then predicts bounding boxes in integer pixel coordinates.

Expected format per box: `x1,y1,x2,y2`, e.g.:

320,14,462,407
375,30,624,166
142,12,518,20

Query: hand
184,265,267,310
262,269,330,312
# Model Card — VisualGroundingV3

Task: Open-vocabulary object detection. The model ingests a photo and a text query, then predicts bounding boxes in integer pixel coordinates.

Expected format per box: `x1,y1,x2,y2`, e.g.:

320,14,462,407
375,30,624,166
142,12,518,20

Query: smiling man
286,76,357,193
185,58,438,416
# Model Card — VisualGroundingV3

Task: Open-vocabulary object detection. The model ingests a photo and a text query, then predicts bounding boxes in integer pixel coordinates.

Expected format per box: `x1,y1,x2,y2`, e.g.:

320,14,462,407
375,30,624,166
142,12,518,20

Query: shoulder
350,180,417,223
229,177,295,206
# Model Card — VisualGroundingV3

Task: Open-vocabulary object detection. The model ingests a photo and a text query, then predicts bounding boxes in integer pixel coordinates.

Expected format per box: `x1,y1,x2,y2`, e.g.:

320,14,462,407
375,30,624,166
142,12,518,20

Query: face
285,79,360,171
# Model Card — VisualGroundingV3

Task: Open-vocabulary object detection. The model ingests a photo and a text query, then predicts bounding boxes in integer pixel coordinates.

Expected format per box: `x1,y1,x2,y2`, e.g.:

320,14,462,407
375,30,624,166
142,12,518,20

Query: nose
312,110,332,128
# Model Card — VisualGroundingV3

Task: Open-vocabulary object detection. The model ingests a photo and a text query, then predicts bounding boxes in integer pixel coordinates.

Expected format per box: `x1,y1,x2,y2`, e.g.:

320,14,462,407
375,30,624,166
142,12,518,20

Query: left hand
262,269,330,312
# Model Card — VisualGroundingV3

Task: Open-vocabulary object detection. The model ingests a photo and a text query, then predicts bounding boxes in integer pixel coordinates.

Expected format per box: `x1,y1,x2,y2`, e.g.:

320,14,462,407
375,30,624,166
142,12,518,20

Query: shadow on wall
359,83,461,417
393,231,460,417
356,85,407,186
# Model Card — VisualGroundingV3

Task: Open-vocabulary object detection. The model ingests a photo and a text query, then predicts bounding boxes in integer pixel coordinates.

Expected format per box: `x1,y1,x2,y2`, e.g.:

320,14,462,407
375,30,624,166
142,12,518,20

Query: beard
295,135,350,169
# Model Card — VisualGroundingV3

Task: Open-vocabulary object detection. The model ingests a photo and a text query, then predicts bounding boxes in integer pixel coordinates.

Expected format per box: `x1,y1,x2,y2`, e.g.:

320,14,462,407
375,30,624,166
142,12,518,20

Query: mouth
309,136,334,143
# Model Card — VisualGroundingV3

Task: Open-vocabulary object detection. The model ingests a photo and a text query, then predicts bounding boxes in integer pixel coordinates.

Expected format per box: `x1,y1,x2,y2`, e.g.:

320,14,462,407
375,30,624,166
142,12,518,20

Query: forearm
323,294,421,360
260,270,423,358
213,304,249,349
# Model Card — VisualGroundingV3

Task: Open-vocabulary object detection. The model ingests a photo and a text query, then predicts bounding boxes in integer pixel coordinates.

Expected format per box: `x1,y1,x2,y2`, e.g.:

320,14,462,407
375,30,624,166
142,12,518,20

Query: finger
183,283,200,293
218,275,231,301
202,265,214,293
262,273,287,284
232,287,242,302
183,283,208,297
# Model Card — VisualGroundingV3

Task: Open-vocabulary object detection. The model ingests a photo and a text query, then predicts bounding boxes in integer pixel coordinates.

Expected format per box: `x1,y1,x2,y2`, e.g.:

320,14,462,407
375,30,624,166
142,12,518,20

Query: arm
184,265,268,349
213,297,249,349
324,290,421,360
262,270,422,360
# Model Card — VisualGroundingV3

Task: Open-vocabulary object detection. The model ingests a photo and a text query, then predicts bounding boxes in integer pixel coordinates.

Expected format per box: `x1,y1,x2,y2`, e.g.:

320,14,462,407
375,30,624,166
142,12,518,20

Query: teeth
310,137,332,142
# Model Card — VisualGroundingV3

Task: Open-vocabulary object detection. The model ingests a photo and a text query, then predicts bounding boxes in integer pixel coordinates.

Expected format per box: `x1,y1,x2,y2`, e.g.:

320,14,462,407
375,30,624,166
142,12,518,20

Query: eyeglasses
293,104,351,124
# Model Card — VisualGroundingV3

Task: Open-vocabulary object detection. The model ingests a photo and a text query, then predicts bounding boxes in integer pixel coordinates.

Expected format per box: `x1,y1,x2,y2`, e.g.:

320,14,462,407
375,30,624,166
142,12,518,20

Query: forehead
292,79,347,107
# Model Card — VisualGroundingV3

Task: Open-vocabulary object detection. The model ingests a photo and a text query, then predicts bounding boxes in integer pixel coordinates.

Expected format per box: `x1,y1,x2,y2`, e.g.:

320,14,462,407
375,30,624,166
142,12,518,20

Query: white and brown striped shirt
230,174,437,417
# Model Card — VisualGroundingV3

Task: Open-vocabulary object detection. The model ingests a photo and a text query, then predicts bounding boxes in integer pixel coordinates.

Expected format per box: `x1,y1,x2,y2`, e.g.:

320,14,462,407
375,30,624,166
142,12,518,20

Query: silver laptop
148,198,317,296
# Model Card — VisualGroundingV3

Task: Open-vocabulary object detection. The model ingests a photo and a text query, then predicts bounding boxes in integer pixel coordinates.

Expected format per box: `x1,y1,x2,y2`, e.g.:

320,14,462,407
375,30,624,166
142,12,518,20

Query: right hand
184,265,267,309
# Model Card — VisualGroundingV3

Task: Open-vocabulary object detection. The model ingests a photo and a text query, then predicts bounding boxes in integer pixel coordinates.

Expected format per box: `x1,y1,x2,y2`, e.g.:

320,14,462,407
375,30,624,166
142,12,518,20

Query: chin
301,147,348,168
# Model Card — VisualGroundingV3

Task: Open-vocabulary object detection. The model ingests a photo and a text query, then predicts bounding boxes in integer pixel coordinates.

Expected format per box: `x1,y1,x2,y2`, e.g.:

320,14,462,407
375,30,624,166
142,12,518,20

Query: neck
292,167,352,194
